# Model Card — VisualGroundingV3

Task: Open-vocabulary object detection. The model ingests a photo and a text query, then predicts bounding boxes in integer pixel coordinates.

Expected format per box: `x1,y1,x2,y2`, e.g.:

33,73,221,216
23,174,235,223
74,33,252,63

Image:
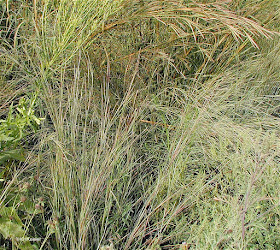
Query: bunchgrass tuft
0,0,279,249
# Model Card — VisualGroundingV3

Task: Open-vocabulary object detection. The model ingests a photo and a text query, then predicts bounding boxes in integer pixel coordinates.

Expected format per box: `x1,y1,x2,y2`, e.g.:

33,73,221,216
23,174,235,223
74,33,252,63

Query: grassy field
0,0,280,249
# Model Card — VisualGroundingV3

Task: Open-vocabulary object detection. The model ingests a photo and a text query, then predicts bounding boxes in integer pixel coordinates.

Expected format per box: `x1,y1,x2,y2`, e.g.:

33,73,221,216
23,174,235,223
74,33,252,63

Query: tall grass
0,0,280,249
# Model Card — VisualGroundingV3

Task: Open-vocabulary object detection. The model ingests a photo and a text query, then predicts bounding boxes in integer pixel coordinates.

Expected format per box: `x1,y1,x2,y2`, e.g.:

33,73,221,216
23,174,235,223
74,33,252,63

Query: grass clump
0,0,280,249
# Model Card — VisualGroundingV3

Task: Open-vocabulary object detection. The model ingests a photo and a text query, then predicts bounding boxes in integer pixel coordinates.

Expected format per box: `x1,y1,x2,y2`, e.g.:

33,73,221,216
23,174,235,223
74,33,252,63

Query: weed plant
0,0,280,249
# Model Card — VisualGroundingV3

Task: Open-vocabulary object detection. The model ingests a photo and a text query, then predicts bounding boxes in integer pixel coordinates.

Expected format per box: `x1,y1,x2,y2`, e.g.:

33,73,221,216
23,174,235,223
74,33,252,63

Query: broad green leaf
0,207,34,249
0,207,23,238
18,241,37,250
18,200,43,215
0,149,25,164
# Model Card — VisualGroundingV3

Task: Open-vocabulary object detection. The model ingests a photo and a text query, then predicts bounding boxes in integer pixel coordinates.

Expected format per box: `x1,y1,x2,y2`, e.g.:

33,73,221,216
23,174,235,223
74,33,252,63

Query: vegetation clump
0,0,279,249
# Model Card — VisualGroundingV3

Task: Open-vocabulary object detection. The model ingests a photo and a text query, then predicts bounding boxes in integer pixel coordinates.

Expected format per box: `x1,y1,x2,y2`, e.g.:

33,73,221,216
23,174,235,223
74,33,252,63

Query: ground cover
0,0,280,249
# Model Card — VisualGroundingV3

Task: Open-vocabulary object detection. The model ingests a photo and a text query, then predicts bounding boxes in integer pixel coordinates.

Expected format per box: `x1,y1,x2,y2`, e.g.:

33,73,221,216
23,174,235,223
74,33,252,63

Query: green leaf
0,207,34,249
0,207,24,239
0,149,25,164
0,134,14,142
18,241,37,250
31,115,43,125
18,200,42,215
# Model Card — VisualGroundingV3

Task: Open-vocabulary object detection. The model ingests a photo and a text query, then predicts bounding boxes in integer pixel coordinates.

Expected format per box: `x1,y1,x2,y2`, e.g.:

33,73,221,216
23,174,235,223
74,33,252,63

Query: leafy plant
0,206,37,250
0,94,43,249
0,94,43,165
